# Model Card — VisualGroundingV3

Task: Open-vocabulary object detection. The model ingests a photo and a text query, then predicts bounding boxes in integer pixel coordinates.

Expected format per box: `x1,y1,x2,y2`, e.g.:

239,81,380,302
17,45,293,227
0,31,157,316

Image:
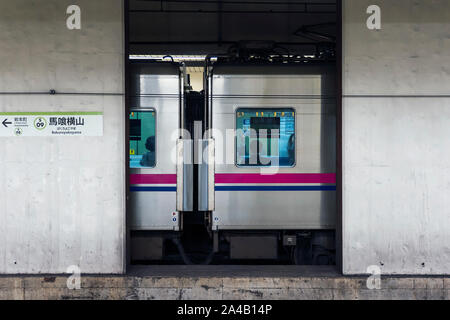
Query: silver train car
207,63,337,262
128,60,337,264
209,63,337,229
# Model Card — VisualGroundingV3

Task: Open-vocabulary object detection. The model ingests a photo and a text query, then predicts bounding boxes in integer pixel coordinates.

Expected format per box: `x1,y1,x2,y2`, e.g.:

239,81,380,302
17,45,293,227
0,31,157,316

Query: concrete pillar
0,0,125,274
342,0,450,274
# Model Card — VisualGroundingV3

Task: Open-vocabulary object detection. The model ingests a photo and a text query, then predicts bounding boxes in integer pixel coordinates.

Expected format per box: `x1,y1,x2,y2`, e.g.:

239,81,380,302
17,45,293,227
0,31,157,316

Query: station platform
1,266,448,300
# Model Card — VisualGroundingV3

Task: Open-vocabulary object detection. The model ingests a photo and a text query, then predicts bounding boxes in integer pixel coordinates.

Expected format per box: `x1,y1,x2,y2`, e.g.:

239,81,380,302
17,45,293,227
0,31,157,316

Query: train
128,56,337,265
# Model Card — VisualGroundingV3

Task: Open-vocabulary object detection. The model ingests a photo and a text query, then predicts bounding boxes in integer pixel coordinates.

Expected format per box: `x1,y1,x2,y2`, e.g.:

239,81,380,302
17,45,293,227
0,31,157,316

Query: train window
236,108,295,167
129,109,156,168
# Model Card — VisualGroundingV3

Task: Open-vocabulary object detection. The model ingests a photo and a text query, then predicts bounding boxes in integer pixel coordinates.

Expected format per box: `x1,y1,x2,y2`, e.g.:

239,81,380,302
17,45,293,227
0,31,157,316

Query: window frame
129,107,157,169
234,107,297,169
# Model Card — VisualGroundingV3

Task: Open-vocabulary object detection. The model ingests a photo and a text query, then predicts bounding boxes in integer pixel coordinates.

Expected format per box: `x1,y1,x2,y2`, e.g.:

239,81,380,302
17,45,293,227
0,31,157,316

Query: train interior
126,0,339,266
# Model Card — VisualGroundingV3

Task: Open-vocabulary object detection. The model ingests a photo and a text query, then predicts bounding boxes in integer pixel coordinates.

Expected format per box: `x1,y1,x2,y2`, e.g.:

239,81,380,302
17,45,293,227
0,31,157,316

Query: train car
207,62,337,263
127,59,337,265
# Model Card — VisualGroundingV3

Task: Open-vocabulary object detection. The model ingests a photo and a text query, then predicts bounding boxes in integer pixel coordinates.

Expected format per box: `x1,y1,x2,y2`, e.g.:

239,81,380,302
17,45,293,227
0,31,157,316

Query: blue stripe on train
130,185,336,192
130,186,177,192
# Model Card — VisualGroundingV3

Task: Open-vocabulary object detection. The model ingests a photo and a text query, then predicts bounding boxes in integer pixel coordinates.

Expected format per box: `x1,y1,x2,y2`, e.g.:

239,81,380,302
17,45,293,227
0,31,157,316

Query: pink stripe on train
215,173,336,184
130,174,177,185
130,173,336,185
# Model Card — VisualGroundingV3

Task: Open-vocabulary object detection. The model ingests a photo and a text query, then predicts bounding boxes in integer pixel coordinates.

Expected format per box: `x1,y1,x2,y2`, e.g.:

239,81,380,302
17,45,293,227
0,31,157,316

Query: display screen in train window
129,110,156,168
236,108,295,167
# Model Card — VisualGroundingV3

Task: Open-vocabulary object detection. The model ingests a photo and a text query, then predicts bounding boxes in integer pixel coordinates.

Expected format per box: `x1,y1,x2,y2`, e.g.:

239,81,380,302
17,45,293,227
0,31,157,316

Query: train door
129,61,190,262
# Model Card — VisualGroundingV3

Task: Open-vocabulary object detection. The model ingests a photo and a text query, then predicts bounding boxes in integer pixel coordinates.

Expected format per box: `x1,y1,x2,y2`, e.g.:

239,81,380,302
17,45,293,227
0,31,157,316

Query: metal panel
177,139,193,211
230,236,278,260
198,139,215,211
215,190,336,230
211,65,337,230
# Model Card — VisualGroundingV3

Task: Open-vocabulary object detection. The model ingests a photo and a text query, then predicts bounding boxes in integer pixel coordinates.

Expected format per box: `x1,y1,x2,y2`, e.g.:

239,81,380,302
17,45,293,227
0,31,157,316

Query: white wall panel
0,0,125,274
343,0,450,274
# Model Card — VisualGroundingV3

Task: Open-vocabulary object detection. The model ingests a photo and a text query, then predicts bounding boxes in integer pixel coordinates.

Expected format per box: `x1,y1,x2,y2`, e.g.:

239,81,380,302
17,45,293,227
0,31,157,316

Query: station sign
0,112,103,137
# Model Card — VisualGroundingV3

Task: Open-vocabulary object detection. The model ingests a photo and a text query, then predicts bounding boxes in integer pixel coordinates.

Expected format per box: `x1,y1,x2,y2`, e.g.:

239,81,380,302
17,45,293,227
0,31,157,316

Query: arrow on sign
2,119,12,128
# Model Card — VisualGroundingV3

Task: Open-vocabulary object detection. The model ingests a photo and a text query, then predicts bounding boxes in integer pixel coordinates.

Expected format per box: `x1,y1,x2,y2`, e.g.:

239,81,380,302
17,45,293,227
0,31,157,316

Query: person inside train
140,136,156,167
287,133,295,163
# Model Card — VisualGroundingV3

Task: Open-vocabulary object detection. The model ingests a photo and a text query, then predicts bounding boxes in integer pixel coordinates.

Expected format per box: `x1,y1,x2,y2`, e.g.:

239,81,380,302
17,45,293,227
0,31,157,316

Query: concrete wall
342,0,450,274
2,0,449,276
0,0,125,273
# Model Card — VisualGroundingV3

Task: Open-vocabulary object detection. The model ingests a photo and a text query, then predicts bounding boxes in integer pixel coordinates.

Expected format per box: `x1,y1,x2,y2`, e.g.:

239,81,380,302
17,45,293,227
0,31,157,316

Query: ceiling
128,0,337,56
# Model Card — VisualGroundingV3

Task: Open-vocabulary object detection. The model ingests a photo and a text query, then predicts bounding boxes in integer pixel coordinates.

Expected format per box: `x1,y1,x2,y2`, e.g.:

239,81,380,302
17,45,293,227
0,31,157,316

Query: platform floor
1,266,449,300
